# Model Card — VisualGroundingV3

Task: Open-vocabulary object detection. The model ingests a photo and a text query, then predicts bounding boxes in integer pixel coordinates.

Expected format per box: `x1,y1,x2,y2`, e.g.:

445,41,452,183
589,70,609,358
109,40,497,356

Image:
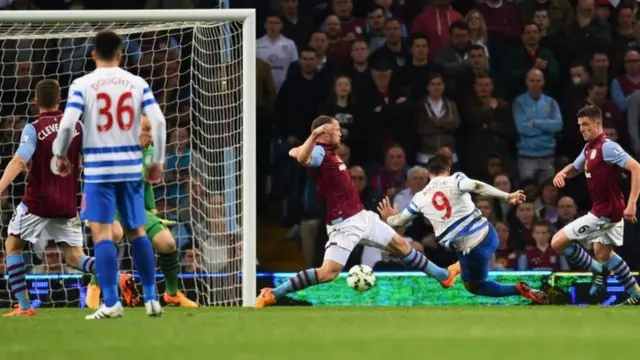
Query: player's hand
56,156,71,177
376,197,398,221
624,204,637,223
160,218,177,227
146,163,164,184
552,171,567,188
506,190,526,205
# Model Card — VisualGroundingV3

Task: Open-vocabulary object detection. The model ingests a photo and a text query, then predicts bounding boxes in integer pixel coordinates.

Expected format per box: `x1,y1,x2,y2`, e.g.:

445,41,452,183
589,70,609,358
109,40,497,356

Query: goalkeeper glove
160,218,177,227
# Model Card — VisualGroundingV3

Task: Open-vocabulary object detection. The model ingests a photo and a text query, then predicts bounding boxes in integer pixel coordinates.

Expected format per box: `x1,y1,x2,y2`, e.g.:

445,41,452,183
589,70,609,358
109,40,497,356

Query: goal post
0,10,257,307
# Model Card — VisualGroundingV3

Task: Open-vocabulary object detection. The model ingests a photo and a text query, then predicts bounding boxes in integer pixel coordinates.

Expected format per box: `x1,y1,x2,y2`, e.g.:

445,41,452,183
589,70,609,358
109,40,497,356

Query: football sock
561,242,603,273
6,254,30,310
130,235,158,302
401,248,449,282
472,281,519,297
604,253,640,298
158,251,180,296
272,268,319,299
90,274,99,286
94,241,119,307
76,255,96,274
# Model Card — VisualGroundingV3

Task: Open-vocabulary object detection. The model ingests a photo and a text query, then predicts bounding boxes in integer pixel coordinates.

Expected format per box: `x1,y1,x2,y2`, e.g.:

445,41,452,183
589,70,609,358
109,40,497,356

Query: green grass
0,307,637,360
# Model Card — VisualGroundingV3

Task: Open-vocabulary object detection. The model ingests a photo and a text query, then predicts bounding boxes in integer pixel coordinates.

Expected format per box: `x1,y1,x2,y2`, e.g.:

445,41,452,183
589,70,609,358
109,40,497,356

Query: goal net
0,10,256,308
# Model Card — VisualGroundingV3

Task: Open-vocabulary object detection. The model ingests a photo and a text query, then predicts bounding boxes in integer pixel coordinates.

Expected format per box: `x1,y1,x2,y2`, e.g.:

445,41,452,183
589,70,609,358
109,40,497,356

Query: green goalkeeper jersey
142,145,156,211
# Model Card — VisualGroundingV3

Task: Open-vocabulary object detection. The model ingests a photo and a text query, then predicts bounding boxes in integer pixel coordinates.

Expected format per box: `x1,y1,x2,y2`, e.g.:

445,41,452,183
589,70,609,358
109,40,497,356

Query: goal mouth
0,9,257,307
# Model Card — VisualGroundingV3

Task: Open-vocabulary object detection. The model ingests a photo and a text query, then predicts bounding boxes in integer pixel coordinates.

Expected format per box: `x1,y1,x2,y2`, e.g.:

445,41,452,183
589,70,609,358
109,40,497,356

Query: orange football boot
3,307,36,317
163,291,198,308
515,282,547,304
85,283,101,309
119,273,140,307
254,288,277,308
439,261,461,289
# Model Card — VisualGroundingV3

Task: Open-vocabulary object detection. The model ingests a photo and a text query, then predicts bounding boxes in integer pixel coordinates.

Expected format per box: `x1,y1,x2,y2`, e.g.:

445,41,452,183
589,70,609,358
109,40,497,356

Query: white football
347,265,376,292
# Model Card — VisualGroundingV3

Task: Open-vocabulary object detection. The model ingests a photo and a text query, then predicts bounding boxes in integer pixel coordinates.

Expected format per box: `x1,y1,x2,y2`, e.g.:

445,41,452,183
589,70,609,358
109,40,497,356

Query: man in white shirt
256,12,298,92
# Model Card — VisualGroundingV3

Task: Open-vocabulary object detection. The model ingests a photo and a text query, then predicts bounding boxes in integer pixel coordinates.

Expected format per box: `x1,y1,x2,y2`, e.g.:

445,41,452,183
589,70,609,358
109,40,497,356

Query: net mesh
0,19,245,307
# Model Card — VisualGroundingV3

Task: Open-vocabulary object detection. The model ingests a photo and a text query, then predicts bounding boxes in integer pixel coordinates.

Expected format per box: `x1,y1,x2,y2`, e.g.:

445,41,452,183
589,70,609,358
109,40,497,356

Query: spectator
454,45,502,101
350,165,382,212
512,201,537,248
493,173,515,222
475,196,496,223
462,74,514,179
370,19,409,70
280,0,315,50
609,2,636,67
596,0,614,22
308,31,338,74
163,127,190,206
611,49,640,112
319,75,363,153
512,69,563,180
369,145,408,199
365,5,388,52
504,23,559,97
394,165,429,212
393,33,443,100
434,21,471,81
555,195,578,230
477,0,521,69
415,73,460,167
517,0,574,35
344,39,371,91
464,9,490,59
323,15,353,69
627,89,640,154
181,248,206,273
256,11,299,92
520,219,568,270
492,220,518,270
411,0,463,59
589,50,613,87
331,0,366,40
538,179,560,223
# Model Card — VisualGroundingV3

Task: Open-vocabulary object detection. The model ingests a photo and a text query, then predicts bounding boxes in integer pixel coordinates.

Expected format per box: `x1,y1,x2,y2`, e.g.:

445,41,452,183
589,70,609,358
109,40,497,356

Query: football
347,265,376,292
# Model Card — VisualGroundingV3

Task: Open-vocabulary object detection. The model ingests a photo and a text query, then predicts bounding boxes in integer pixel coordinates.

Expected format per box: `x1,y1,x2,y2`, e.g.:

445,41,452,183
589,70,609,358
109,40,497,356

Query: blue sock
6,254,30,310
94,241,119,307
604,254,640,298
76,255,96,274
402,248,449,282
130,235,157,302
473,281,519,297
273,268,318,299
562,242,603,273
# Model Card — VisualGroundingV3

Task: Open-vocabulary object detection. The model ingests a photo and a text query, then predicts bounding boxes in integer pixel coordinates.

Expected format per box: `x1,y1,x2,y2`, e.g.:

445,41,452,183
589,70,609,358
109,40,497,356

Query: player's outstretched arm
53,84,84,158
603,141,640,222
0,124,37,193
553,151,585,188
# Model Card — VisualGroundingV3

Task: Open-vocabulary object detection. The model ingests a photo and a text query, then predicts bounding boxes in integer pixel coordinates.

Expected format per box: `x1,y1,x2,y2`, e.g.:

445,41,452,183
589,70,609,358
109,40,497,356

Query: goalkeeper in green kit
86,116,197,309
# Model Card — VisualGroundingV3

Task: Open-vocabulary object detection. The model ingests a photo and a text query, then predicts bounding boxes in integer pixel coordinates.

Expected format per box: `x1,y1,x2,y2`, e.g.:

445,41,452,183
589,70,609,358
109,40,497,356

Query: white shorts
8,204,83,250
324,210,397,266
562,212,624,247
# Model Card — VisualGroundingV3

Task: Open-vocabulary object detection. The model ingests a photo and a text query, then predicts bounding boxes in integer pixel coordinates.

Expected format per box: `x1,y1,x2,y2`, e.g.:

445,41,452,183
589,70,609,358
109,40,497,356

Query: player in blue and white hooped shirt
378,154,547,303
53,31,167,319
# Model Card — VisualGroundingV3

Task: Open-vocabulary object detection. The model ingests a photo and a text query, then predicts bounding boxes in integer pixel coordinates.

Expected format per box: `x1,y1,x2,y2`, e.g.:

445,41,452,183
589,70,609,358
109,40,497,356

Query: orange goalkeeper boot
3,306,36,317
255,288,277,308
85,284,101,309
515,282,547,304
439,261,461,289
163,291,198,308
119,273,141,307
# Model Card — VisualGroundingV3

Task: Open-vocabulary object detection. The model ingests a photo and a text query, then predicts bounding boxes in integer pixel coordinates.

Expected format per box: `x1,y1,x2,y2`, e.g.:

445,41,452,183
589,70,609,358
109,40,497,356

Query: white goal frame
0,9,257,307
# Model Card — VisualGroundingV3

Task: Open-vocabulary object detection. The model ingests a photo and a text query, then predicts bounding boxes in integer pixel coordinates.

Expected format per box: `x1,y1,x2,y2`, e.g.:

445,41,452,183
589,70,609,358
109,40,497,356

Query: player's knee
386,235,412,257
4,235,23,255
153,230,176,253
126,226,146,241
61,246,84,268
593,244,614,262
550,231,569,252
317,260,343,282
90,222,113,243
112,221,124,244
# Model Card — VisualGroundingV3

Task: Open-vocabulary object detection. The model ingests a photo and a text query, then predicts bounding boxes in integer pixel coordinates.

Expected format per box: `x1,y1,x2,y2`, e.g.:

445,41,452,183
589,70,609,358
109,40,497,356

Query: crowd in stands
256,0,640,271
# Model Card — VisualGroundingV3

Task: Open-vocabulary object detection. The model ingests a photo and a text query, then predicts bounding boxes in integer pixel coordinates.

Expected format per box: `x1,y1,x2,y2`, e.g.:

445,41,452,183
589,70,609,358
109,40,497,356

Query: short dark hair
474,73,493,84
35,79,60,110
93,31,123,61
367,4,385,15
449,20,469,33
310,115,334,131
410,33,429,47
425,154,451,175
569,60,586,70
533,218,552,232
468,44,486,54
586,78,607,90
266,10,284,22
299,46,317,57
521,22,540,34
576,105,602,120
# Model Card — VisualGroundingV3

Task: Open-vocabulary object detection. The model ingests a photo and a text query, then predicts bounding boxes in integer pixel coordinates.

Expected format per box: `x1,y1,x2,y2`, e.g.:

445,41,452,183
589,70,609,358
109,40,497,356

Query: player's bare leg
384,234,460,288
124,226,162,316
256,259,343,308
152,229,197,307
3,235,36,317
593,242,640,305
551,229,607,296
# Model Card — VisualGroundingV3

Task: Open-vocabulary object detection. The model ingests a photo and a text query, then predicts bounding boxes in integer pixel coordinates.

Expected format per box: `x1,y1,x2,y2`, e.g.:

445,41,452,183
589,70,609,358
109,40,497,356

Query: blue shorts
82,181,145,231
458,223,499,284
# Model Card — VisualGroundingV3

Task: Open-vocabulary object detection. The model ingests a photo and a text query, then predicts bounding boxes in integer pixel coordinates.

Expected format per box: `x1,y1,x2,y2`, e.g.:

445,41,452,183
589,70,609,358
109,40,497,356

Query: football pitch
0,307,636,360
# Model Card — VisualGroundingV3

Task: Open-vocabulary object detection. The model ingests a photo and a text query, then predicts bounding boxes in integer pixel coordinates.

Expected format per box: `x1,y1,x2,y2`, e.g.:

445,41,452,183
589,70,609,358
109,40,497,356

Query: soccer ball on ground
347,265,376,292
